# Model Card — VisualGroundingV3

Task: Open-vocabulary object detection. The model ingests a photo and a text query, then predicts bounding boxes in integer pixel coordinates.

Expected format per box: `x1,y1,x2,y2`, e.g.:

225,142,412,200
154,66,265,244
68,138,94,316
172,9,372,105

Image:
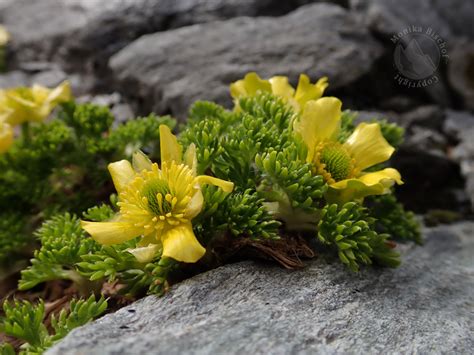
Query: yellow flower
0,121,13,153
0,25,9,47
294,97,403,203
81,125,234,264
0,81,71,125
230,72,328,112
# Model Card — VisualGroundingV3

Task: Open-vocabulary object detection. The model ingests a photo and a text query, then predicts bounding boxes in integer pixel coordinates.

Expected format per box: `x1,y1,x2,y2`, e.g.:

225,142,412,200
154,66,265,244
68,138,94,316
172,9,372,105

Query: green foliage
256,148,326,214
182,93,294,188
0,296,107,354
106,113,176,159
82,204,116,222
0,343,15,355
255,146,328,231
212,94,295,187
377,119,405,149
0,213,31,271
179,114,224,175
60,101,114,139
0,102,176,273
188,100,236,125
0,46,6,73
337,110,357,143
367,194,422,244
19,213,99,291
49,296,108,341
77,243,176,296
318,202,401,272
204,188,280,240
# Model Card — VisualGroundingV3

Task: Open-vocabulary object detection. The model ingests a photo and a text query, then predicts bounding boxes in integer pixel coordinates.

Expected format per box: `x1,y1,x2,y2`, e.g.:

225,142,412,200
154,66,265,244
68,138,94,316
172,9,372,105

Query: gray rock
0,0,13,11
379,95,422,112
432,0,474,40
0,0,325,72
448,40,474,111
110,3,383,118
349,0,472,109
77,92,135,123
350,0,474,41
397,105,445,129
0,70,29,88
443,110,474,141
452,128,474,210
403,126,447,156
0,0,118,64
391,148,465,213
0,64,67,89
62,0,331,72
350,0,452,40
47,222,474,355
0,64,93,95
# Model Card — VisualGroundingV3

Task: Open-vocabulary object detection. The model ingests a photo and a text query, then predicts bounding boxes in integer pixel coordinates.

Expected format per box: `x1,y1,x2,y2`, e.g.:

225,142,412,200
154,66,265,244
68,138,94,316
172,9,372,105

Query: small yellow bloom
0,81,71,125
294,97,402,203
230,72,328,112
81,125,234,263
0,121,13,153
0,25,9,47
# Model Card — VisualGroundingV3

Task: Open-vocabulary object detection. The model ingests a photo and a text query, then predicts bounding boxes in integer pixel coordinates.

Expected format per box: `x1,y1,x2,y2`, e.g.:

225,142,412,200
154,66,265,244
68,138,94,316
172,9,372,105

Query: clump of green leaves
17,208,177,298
318,202,401,272
0,102,175,273
78,246,176,296
0,76,422,354
367,194,422,244
19,213,99,293
0,296,107,353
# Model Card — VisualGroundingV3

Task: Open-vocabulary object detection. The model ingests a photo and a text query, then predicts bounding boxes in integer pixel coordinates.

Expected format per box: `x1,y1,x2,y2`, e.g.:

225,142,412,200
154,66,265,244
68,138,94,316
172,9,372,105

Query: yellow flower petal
0,81,72,125
159,124,182,165
229,72,272,98
326,168,403,204
344,123,395,171
81,220,142,245
161,223,206,263
0,25,9,46
185,189,204,219
7,91,36,108
108,160,136,194
358,168,403,186
34,81,72,119
132,150,153,172
45,80,71,105
294,75,328,109
184,143,197,175
294,97,342,162
0,122,14,153
195,175,234,193
269,76,295,101
127,244,160,263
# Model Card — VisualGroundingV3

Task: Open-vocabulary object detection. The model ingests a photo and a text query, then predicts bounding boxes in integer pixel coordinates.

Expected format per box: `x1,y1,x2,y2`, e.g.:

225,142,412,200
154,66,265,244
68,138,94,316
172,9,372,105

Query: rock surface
0,0,324,72
0,0,118,65
452,126,474,210
350,0,474,40
48,222,474,355
110,3,383,118
448,40,474,112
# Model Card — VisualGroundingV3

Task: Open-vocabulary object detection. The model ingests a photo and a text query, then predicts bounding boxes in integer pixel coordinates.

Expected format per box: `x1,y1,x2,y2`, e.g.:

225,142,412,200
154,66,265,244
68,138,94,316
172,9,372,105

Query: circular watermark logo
391,26,449,88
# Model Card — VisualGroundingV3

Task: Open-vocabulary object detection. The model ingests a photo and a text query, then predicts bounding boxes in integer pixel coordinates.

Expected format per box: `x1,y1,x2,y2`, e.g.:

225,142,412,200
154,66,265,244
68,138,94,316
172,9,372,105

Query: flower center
142,179,172,215
118,162,196,232
314,142,354,183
